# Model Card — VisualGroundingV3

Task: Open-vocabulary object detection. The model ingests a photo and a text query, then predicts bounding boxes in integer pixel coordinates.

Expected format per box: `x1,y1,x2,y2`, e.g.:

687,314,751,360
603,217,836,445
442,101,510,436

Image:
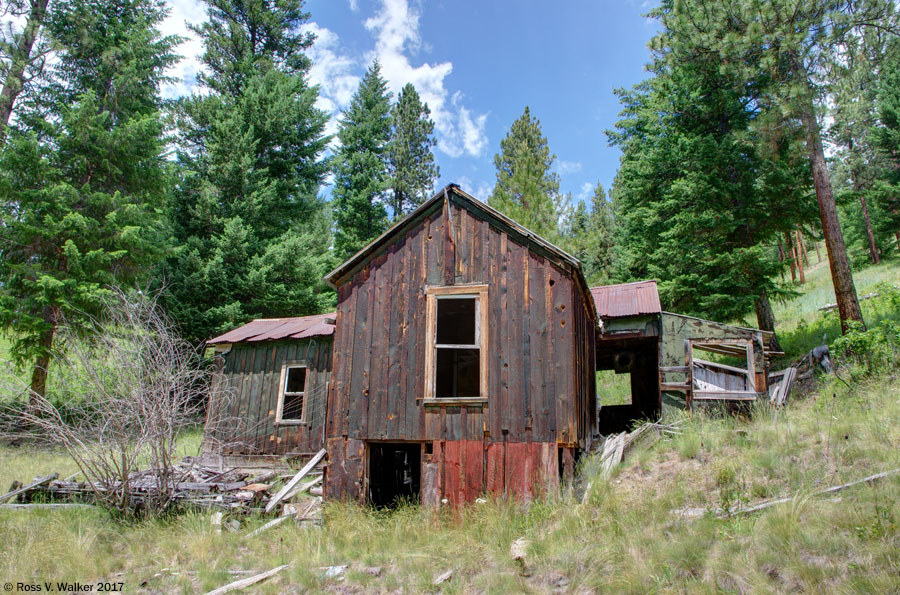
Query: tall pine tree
489,106,567,241
0,0,178,397
829,28,896,265
608,10,816,346
564,183,616,285
388,82,439,219
871,38,900,253
331,61,392,260
164,0,332,344
656,0,900,332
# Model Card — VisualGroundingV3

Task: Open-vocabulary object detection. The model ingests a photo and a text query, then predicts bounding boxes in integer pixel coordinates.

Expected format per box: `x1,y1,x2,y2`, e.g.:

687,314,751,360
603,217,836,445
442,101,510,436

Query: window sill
422,397,488,407
275,420,307,426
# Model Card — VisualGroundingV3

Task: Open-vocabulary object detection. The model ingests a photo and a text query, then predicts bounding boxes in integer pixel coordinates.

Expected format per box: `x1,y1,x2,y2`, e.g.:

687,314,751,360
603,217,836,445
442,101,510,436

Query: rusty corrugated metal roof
590,280,661,319
208,312,335,344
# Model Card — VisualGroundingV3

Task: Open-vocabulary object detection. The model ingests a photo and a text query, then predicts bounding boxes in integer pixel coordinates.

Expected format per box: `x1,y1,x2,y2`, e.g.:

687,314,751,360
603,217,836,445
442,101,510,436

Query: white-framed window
424,284,489,404
276,363,308,424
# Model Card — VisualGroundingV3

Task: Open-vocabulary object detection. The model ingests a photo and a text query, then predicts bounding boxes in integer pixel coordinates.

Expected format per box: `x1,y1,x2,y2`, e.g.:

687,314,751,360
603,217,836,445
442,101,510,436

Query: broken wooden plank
0,473,58,503
265,449,326,513
692,391,758,401
204,565,288,595
433,569,453,585
281,475,322,502
243,515,291,539
674,468,900,519
0,503,95,510
660,382,689,392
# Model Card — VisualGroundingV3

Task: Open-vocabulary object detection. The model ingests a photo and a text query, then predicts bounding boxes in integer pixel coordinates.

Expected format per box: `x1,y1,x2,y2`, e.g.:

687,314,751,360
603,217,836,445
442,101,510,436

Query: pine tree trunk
29,307,57,403
798,230,809,268
777,240,785,282
815,238,822,262
859,195,880,264
794,230,806,284
800,99,865,333
755,289,782,353
784,231,796,283
0,0,49,140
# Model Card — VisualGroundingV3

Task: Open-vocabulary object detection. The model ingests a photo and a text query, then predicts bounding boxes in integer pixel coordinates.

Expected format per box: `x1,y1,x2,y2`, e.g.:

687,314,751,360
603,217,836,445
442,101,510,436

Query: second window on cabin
277,364,307,423
425,285,488,401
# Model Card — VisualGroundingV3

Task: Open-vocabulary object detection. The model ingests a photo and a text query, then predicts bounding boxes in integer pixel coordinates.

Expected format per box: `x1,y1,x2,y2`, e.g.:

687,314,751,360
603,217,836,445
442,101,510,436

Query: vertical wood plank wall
325,199,597,504
210,338,332,457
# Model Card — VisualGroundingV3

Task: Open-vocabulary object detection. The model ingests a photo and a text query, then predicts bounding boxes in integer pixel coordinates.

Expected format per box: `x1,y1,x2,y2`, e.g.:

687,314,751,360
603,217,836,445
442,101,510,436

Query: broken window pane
435,348,480,398
282,367,306,420
436,298,476,345
282,392,304,420
285,366,307,394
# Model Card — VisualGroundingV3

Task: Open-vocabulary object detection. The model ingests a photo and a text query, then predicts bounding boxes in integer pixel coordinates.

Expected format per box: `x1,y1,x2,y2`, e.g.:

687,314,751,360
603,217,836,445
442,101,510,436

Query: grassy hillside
0,257,899,592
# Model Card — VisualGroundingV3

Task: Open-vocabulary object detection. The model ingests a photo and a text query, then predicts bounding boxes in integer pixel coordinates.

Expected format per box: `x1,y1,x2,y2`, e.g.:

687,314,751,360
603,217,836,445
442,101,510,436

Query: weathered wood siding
659,312,767,398
325,196,596,503
209,338,332,457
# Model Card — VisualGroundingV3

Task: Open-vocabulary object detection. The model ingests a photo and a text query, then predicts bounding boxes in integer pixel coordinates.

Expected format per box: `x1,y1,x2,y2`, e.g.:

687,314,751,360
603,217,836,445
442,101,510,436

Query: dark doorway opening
596,336,660,434
368,442,421,508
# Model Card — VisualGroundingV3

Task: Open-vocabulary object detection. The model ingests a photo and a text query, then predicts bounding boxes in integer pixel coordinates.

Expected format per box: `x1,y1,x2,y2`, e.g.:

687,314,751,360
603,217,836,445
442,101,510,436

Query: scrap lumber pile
595,419,686,478
1,448,326,518
582,420,685,502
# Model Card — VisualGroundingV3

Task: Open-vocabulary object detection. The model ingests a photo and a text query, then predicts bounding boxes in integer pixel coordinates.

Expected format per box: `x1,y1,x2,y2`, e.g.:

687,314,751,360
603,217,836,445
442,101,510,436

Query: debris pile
0,448,326,519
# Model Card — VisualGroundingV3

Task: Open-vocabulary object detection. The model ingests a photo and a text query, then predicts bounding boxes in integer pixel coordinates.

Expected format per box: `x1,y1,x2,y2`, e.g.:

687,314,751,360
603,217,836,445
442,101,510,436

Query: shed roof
590,280,662,319
207,312,335,345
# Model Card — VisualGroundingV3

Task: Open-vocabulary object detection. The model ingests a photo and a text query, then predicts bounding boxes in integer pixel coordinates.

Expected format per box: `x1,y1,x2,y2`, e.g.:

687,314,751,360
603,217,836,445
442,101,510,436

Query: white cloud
302,22,361,139
159,0,488,159
456,176,493,201
578,182,593,201
160,0,206,99
363,0,488,158
557,160,583,175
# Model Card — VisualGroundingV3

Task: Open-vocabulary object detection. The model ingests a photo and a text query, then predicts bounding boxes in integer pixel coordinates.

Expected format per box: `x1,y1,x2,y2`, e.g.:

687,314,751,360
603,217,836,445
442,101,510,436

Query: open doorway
368,442,421,508
596,337,660,434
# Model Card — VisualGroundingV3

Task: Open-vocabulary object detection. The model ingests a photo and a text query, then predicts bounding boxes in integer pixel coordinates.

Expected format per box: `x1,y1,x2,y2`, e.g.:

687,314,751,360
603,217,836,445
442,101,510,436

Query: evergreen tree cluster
1,0,899,396
0,0,441,393
606,0,900,338
332,62,439,261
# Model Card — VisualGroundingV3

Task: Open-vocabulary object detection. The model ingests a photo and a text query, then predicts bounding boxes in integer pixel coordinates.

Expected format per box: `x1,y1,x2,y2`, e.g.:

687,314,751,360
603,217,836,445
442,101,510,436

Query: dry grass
2,370,899,593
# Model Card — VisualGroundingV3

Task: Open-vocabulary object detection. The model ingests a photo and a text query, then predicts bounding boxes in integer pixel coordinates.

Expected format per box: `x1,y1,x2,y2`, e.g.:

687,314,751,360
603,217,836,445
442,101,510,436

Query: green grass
3,370,899,592
770,251,900,362
597,369,632,406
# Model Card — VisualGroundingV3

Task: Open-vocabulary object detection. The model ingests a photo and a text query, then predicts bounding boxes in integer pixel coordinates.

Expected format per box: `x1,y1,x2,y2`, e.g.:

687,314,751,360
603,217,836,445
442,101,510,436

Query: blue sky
162,0,659,204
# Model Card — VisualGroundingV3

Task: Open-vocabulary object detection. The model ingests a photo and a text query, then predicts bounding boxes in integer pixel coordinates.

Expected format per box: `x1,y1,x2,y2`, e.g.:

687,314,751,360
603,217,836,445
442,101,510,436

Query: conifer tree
829,29,895,265
388,82,439,219
0,0,52,138
871,39,900,252
331,61,392,260
164,0,332,344
565,183,615,285
0,0,178,398
654,0,899,332
608,16,816,347
489,107,567,241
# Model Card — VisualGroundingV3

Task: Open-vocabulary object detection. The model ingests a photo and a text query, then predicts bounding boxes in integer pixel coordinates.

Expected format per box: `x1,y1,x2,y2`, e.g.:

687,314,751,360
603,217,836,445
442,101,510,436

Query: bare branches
0,288,236,515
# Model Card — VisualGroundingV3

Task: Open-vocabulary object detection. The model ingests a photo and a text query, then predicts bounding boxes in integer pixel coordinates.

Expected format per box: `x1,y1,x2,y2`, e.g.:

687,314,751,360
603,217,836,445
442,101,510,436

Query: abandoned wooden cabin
204,313,335,463
322,184,598,507
594,280,777,433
